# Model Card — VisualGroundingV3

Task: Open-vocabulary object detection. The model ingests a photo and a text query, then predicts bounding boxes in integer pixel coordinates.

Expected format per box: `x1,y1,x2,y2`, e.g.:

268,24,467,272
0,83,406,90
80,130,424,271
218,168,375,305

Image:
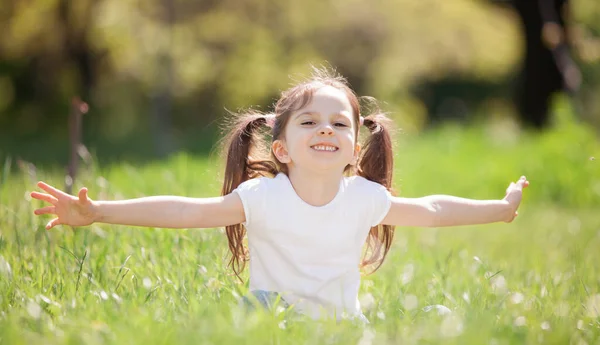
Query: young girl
31,68,529,322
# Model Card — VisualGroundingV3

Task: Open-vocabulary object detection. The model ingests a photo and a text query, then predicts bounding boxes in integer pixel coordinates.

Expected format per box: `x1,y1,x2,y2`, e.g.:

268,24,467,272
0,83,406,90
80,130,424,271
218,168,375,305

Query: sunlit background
0,0,599,163
1,1,600,344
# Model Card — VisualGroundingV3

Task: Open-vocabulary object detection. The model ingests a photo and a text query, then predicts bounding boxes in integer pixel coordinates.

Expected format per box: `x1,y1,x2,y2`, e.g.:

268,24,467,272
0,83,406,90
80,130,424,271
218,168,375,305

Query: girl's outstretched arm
31,182,245,230
381,176,529,227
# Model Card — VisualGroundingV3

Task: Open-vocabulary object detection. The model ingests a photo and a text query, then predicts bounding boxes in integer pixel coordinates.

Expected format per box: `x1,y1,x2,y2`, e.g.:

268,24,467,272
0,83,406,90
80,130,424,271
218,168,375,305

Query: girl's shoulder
344,175,387,190
236,174,283,192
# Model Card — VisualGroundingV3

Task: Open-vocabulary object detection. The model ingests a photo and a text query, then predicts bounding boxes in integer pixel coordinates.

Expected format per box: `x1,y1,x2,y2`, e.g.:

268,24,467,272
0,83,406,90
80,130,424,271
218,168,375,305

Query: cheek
343,131,356,145
288,132,310,147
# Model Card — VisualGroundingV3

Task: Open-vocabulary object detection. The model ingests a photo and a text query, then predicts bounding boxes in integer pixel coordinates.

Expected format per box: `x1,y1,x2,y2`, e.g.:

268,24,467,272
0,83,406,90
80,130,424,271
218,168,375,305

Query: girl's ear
350,143,361,165
272,140,291,163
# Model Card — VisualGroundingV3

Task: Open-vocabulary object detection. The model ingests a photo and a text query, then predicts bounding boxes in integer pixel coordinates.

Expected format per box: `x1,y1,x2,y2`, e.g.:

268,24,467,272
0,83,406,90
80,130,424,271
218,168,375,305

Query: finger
46,218,61,230
506,182,515,194
34,206,56,216
37,181,69,198
513,179,526,190
30,192,58,204
78,187,88,202
516,179,529,189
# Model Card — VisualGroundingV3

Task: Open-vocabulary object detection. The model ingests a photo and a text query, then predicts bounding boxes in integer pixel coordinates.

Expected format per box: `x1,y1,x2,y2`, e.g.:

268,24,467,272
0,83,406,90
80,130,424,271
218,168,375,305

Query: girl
31,68,529,322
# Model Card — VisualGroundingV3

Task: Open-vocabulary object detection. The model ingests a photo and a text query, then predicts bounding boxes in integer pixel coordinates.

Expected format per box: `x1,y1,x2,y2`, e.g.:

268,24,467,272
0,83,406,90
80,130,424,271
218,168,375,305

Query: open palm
31,182,97,230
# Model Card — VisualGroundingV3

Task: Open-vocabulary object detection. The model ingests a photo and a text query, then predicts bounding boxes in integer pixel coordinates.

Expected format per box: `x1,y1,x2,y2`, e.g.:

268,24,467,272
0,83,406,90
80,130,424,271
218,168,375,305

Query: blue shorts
242,290,289,310
241,290,369,324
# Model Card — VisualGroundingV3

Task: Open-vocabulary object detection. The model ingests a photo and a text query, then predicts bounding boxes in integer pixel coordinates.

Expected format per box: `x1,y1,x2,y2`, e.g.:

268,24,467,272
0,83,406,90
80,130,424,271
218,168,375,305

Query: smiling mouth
311,144,339,152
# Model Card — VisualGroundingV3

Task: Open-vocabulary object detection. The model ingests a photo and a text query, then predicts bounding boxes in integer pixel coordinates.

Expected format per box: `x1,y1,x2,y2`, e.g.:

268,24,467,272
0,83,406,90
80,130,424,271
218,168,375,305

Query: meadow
1,108,599,344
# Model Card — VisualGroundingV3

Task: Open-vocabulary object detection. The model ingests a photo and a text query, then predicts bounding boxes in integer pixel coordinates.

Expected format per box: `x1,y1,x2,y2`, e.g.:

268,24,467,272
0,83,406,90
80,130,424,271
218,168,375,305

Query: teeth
312,145,337,152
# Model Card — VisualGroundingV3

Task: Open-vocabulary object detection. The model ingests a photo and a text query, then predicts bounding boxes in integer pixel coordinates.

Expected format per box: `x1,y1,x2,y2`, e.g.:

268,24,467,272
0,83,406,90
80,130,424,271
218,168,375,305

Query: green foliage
1,116,599,344
2,0,599,159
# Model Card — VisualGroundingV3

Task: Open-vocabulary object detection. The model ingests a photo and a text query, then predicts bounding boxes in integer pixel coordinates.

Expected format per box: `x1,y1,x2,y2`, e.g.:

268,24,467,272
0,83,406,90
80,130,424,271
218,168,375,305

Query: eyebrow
294,112,352,121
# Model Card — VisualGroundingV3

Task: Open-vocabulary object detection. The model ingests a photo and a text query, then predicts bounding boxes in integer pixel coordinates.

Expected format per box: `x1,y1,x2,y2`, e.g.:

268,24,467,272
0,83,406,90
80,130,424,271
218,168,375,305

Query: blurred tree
150,0,176,158
0,0,598,164
58,0,96,103
507,0,581,129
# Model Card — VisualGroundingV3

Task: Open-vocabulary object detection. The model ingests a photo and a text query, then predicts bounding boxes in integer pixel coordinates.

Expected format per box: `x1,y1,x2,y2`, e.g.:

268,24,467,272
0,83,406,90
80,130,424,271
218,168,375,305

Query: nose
318,124,334,136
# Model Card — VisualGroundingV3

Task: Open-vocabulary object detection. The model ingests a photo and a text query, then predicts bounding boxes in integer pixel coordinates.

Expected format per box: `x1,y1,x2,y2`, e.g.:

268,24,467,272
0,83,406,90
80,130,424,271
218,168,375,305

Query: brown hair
220,67,395,280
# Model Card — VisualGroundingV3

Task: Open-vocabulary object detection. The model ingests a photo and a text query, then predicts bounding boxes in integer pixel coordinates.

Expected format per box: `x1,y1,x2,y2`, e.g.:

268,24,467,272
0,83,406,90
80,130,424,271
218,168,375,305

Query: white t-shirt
234,173,392,320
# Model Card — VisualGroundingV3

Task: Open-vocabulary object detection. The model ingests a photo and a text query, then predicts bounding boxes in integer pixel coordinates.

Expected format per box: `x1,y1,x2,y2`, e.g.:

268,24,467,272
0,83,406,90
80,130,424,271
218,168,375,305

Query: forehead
300,86,353,115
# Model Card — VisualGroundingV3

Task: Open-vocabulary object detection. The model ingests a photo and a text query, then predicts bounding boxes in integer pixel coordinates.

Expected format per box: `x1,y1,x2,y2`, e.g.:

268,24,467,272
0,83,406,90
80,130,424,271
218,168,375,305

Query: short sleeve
369,184,392,227
233,178,268,227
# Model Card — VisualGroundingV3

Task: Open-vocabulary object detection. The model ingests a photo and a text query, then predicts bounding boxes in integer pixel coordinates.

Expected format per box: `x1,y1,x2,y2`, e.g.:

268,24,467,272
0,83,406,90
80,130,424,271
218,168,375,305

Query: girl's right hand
502,176,530,222
31,182,98,230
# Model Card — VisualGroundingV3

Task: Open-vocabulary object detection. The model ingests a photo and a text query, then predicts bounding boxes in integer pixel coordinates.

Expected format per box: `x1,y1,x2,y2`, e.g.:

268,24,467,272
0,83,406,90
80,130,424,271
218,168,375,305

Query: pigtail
357,113,396,274
220,112,278,280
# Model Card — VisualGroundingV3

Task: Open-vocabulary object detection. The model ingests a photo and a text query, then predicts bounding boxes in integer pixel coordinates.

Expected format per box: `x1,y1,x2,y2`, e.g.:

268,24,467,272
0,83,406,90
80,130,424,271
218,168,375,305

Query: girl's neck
286,166,344,207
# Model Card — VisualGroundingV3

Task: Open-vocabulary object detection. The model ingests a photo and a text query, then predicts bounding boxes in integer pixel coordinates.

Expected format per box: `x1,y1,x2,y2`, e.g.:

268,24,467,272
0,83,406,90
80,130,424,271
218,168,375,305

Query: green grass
1,111,599,344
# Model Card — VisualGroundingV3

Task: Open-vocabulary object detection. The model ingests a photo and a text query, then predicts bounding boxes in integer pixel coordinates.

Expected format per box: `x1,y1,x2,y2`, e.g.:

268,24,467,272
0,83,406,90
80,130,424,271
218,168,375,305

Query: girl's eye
301,121,315,125
334,123,348,127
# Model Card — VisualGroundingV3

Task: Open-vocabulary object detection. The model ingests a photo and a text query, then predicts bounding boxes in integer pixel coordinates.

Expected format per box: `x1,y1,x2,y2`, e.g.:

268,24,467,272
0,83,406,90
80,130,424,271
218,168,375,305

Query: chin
305,161,348,173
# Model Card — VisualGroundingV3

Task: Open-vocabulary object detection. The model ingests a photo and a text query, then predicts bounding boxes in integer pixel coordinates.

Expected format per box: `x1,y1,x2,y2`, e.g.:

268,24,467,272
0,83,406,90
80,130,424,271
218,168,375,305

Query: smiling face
272,85,361,174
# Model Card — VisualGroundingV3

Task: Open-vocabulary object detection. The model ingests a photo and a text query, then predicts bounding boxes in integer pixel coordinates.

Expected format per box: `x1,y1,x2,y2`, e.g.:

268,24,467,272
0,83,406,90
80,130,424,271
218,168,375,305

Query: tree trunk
512,0,579,129
151,0,175,158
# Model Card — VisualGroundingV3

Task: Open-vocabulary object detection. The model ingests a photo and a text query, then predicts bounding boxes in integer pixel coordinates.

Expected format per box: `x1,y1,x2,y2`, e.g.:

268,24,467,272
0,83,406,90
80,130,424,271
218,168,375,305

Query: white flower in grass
377,311,386,320
358,329,376,345
402,294,418,311
143,277,152,289
490,275,507,295
36,294,61,308
37,294,51,304
541,321,551,331
585,294,600,318
510,292,524,304
440,314,463,337
27,301,41,319
360,293,375,310
462,292,470,304
112,293,122,304
100,291,108,301
0,256,12,277
514,316,526,327
423,304,451,316
576,320,584,330
401,263,414,285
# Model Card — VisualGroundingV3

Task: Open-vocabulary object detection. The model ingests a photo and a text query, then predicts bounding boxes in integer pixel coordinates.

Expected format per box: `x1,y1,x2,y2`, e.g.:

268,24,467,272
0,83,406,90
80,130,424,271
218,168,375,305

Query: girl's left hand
503,176,530,222
30,182,98,230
